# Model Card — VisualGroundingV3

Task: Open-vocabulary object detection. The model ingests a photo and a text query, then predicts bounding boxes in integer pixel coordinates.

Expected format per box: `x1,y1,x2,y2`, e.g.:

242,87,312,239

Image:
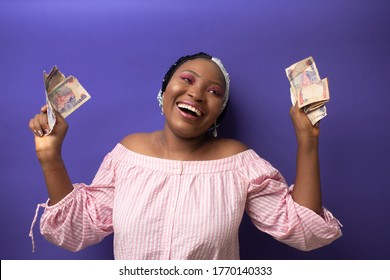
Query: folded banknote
43,66,91,134
285,57,330,125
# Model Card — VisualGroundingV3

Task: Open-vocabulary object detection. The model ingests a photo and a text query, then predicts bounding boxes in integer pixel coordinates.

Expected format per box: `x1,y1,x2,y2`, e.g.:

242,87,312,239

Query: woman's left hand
290,102,320,143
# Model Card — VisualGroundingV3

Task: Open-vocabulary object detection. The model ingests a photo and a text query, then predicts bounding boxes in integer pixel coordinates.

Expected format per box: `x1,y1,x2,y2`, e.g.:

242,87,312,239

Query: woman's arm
29,105,73,205
289,103,322,214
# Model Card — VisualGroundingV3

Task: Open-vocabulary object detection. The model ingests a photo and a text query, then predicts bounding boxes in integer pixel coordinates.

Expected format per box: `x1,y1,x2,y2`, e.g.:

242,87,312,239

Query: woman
29,52,342,259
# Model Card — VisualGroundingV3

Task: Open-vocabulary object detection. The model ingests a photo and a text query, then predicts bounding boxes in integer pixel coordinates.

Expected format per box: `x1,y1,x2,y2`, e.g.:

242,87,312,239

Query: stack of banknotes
43,66,91,134
285,57,329,125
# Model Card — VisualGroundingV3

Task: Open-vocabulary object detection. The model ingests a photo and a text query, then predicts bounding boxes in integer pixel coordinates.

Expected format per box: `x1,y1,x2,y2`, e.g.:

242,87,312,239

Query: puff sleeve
243,153,342,251
38,152,116,252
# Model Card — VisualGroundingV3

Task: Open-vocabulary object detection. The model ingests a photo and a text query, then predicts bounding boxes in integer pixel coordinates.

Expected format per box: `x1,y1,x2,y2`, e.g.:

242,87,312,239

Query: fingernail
44,129,50,135
37,130,43,137
33,130,38,136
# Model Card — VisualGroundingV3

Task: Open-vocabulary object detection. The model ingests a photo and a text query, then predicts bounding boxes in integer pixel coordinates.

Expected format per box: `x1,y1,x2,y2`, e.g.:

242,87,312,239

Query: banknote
297,78,329,110
44,66,65,93
43,66,91,134
285,57,329,125
306,104,327,125
289,77,327,112
286,56,321,92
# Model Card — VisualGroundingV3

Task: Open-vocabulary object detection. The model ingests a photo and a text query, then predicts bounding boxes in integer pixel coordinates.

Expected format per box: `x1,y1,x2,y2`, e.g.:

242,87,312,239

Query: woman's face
162,58,226,138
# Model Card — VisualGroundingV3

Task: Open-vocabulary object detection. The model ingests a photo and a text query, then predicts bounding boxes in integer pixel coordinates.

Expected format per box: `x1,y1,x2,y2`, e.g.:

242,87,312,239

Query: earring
213,126,218,138
210,122,218,138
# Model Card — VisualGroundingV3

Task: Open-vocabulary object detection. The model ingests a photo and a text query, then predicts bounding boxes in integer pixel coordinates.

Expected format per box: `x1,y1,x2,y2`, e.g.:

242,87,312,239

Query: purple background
1,0,389,260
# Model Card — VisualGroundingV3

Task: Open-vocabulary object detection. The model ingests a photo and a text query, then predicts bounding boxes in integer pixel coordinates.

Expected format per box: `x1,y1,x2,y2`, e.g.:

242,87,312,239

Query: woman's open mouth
177,103,203,118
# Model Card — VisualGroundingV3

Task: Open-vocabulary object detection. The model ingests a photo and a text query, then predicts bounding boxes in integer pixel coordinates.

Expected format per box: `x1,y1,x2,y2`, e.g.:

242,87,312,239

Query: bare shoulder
211,138,249,158
120,132,148,147
120,132,157,154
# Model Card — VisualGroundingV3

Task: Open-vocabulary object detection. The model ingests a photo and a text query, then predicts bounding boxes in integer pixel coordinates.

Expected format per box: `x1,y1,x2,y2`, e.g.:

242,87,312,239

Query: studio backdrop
1,0,389,260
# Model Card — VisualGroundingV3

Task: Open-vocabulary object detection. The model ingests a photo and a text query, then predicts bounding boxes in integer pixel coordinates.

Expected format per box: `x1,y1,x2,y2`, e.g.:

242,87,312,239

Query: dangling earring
213,126,218,138
209,122,218,138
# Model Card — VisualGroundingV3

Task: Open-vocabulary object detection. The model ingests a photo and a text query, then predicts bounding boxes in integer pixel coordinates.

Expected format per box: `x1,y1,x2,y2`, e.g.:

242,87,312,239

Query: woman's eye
180,74,193,84
209,88,223,97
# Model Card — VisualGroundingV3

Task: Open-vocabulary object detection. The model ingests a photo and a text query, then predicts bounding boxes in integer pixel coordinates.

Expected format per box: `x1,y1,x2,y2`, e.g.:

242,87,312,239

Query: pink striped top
37,143,342,259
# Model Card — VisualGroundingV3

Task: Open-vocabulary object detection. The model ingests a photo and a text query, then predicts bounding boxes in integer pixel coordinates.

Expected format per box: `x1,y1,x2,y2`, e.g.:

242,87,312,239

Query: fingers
29,106,50,137
40,104,48,113
291,101,305,113
290,102,304,119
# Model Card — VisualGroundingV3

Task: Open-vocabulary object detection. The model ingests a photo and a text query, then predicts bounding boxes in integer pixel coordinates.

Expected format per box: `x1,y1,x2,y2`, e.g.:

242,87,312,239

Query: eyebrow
181,70,223,88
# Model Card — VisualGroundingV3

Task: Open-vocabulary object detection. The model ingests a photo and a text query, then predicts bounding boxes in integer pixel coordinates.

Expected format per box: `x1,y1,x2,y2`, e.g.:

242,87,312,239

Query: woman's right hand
29,105,68,161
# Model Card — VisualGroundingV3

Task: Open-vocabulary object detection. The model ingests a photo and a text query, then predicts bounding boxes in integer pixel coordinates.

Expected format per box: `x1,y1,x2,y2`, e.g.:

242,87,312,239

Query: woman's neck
157,127,213,160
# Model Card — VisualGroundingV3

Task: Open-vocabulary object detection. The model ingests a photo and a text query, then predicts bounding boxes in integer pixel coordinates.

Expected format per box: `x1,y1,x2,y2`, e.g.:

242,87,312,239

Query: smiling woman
28,51,342,259
160,55,227,141
157,52,230,138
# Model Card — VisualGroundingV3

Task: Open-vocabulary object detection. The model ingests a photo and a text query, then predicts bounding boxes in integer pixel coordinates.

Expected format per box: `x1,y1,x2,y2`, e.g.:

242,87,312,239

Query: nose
187,85,204,102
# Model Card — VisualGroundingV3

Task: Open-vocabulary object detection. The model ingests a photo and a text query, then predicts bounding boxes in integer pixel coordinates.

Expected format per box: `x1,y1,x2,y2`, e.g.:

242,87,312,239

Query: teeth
177,103,202,116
